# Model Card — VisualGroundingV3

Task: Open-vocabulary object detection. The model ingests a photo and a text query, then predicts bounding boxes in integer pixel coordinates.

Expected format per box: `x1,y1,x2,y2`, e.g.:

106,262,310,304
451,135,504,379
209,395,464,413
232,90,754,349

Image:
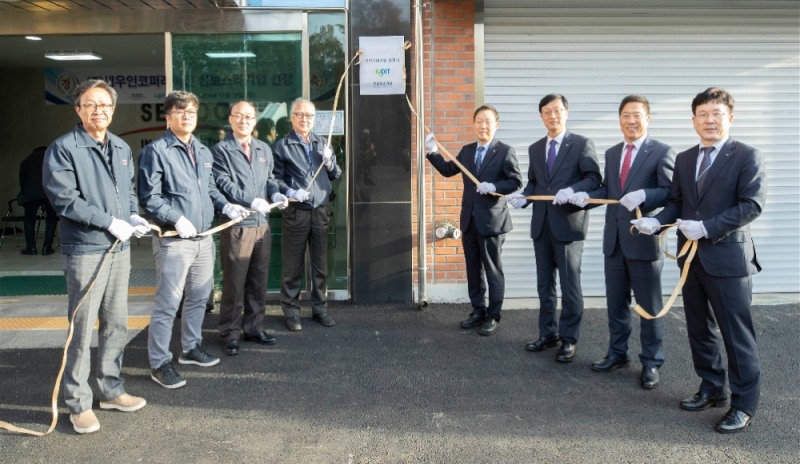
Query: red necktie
242,140,251,162
619,144,634,188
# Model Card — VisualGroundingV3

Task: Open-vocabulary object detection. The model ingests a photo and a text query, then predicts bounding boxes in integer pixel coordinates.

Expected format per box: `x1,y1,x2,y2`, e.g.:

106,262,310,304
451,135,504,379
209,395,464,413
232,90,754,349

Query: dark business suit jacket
521,131,601,241
427,140,523,237
655,138,766,415
655,138,765,276
590,136,675,260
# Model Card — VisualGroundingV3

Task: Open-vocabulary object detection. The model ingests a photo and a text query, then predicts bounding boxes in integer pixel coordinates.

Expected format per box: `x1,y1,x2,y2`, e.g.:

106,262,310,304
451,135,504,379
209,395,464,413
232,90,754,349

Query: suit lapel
697,138,735,201
550,132,571,178
623,137,653,193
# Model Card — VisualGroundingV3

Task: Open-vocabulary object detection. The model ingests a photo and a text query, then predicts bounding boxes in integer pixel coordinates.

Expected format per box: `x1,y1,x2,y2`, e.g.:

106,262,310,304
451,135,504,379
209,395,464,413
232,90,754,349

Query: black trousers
280,205,330,317
461,222,506,321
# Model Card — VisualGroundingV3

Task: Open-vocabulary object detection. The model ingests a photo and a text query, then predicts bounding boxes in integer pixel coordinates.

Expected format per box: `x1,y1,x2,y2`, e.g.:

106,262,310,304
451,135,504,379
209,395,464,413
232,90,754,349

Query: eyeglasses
292,112,315,120
169,109,198,118
542,108,566,117
230,113,256,122
80,102,114,112
695,111,728,121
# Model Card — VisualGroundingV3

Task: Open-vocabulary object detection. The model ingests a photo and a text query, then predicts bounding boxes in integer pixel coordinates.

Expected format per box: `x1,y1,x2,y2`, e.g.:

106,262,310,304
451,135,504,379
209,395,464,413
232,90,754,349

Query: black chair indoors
0,199,27,248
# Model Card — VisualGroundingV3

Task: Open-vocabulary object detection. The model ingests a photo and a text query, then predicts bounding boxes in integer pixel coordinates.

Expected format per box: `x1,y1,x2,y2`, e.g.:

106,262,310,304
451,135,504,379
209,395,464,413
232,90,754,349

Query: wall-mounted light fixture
25,36,42,41
434,219,461,241
205,52,256,59
44,51,102,61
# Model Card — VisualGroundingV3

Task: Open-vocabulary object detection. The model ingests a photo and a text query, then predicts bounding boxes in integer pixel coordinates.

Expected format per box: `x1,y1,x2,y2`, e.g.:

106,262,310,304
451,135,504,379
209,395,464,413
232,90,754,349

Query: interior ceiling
0,0,233,69
0,35,166,69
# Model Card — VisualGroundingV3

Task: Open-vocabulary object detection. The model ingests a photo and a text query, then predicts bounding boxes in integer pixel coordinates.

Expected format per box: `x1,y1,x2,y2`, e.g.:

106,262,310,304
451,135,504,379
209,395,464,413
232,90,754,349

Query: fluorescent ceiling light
205,52,256,59
25,36,42,41
45,51,102,61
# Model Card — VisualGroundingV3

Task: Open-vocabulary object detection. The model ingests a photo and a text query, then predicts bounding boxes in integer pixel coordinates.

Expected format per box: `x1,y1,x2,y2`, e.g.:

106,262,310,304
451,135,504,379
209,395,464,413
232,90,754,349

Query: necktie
619,144,634,188
475,146,485,171
546,139,557,175
696,146,715,192
242,140,251,162
186,142,196,167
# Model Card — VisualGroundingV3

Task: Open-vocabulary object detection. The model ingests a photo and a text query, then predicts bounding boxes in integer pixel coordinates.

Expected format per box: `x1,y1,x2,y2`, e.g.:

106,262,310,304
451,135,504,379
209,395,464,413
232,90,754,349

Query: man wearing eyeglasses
632,87,767,433
272,98,341,331
508,93,601,364
211,100,289,356
138,91,250,389
43,79,149,434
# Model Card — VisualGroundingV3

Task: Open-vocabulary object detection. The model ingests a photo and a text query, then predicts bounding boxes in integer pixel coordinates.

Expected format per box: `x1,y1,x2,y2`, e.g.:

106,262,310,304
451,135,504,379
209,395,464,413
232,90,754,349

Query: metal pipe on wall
414,0,428,309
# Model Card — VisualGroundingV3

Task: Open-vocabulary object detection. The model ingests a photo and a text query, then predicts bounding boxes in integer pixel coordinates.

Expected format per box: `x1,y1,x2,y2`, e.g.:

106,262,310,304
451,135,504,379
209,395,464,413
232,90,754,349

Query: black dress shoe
286,316,302,331
714,408,752,433
243,331,278,345
556,343,577,363
525,334,561,352
591,355,631,373
460,313,488,330
224,338,240,356
679,392,729,411
42,248,56,256
640,366,660,389
312,312,336,327
20,248,37,255
477,319,499,336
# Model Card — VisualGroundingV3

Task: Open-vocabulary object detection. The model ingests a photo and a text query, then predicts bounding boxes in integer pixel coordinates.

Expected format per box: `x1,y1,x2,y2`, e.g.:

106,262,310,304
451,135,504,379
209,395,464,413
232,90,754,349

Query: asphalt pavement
1,298,799,463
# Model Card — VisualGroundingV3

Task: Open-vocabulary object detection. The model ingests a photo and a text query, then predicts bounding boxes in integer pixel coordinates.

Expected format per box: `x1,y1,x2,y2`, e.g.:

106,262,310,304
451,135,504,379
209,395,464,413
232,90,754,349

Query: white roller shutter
484,1,800,297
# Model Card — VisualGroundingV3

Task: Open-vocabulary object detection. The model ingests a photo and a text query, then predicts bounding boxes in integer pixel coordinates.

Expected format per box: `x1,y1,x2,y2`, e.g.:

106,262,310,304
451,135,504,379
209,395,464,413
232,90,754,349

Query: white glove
425,133,438,153
553,187,574,205
476,182,496,195
630,217,661,235
271,193,290,210
287,188,310,202
250,198,270,215
129,214,150,238
322,145,334,169
507,192,528,209
108,218,135,242
619,189,646,212
223,203,250,220
677,219,707,240
568,192,589,208
175,216,197,238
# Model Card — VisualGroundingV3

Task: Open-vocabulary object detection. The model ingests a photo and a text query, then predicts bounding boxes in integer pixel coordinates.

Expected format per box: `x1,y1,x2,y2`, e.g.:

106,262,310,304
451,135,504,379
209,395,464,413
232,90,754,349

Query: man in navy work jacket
212,100,288,356
632,87,766,434
138,91,249,389
569,95,675,389
44,79,149,434
425,104,522,336
509,93,601,364
271,98,342,332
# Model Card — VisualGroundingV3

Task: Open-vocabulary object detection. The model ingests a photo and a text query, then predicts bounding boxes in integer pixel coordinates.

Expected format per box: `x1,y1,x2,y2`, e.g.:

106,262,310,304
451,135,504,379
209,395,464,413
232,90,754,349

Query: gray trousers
62,247,130,414
148,236,214,369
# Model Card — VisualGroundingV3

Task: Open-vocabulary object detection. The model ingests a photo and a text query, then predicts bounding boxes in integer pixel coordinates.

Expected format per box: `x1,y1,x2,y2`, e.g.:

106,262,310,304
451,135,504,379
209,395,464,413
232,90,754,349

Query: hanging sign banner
358,36,405,95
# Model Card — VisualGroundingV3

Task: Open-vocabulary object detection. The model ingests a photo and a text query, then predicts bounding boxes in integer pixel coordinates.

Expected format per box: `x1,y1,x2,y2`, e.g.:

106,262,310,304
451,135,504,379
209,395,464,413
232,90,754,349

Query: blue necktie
546,139,557,175
475,146,485,171
696,146,715,192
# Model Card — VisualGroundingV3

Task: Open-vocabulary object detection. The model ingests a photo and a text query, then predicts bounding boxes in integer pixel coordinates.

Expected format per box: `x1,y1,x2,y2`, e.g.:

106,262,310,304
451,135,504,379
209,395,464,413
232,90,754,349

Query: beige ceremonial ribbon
630,222,698,320
0,240,122,437
0,202,289,437
305,49,363,190
405,95,504,197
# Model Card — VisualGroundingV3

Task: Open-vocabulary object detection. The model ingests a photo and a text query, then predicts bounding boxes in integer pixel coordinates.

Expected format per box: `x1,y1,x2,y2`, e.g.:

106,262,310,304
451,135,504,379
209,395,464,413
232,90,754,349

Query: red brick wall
410,0,476,288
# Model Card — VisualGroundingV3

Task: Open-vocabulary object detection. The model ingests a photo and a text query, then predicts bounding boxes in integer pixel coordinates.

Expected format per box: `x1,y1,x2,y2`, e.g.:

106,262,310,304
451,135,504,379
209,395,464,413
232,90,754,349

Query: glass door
169,11,348,295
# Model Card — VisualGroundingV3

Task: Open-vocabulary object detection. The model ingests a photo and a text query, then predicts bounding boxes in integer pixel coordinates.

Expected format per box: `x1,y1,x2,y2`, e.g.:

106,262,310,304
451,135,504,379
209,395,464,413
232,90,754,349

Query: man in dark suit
569,95,675,389
17,146,58,255
272,98,342,331
632,87,766,433
212,100,289,356
509,93,601,362
425,104,522,335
